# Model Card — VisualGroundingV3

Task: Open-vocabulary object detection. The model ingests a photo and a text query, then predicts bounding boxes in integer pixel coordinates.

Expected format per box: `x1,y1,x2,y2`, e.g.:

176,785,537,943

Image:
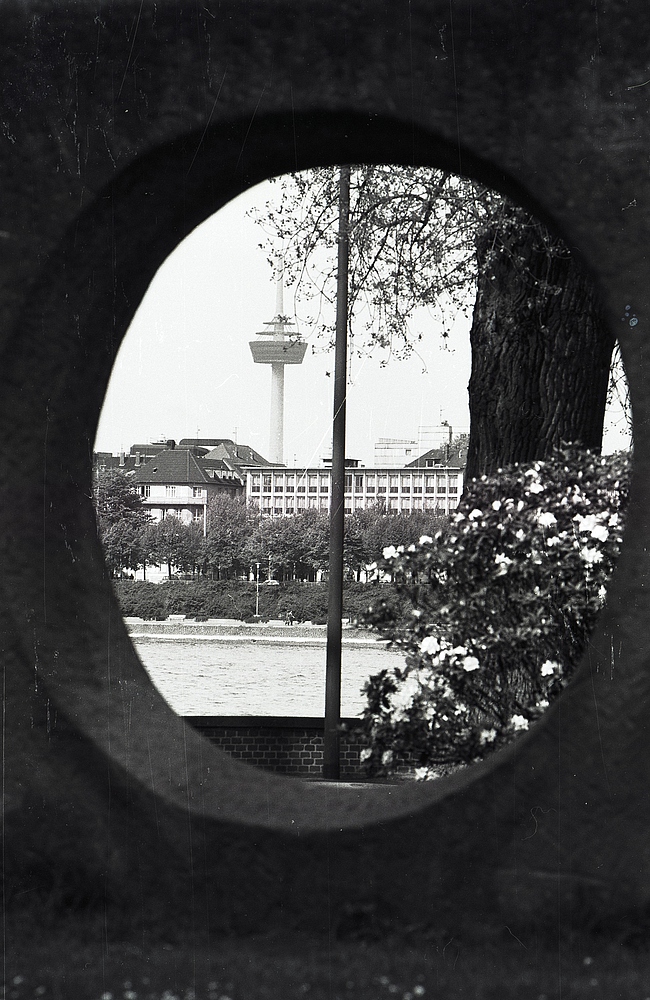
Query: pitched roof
177,438,278,467
406,442,467,469
178,438,233,449
203,442,278,467
131,449,245,487
131,449,211,485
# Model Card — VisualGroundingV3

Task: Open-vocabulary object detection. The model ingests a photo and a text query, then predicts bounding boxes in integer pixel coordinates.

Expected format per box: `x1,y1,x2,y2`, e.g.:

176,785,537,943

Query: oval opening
93,166,630,783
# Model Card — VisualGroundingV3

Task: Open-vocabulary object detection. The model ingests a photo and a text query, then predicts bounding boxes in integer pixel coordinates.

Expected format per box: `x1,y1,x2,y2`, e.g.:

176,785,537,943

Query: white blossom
462,656,480,672
511,715,529,731
491,500,502,511
494,552,513,575
381,749,394,765
383,545,398,560
528,482,544,494
419,635,440,656
479,728,497,745
590,524,609,542
468,509,483,520
580,546,603,564
536,511,557,527
541,660,560,676
419,534,433,545
360,748,372,762
574,513,600,533
388,675,422,719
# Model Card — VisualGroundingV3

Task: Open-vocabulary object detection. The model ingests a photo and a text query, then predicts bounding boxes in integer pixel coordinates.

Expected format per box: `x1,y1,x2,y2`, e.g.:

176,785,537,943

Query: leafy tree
93,467,152,577
139,520,161,582
100,519,144,578
148,515,197,579
205,495,254,579
252,166,478,357
253,168,614,475
184,522,207,578
297,509,330,578
357,449,629,777
93,468,150,533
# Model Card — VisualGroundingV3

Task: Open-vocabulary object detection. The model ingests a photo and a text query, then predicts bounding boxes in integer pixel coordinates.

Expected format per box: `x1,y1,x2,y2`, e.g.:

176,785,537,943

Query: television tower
249,264,307,464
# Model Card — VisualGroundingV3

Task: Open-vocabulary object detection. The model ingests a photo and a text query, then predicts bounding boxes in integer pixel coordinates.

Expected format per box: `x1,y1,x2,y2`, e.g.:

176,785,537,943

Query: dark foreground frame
1,0,650,939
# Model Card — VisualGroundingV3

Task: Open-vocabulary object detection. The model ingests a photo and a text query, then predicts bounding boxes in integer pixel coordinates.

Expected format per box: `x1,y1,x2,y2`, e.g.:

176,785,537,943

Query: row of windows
148,507,204,522
250,475,460,492
138,485,205,498
252,495,457,515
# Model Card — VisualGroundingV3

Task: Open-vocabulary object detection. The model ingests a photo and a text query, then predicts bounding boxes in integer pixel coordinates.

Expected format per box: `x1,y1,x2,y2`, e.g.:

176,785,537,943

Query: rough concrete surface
1,0,650,941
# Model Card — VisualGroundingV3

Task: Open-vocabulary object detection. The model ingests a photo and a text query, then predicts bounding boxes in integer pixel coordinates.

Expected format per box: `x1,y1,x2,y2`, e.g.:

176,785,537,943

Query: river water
132,634,405,717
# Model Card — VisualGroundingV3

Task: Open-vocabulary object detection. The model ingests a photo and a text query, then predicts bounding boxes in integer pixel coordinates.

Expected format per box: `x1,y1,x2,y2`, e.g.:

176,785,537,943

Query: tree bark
465,208,615,480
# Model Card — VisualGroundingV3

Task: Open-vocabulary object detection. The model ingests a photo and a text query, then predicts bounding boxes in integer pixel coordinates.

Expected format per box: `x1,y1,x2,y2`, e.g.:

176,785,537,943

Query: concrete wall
2,0,650,944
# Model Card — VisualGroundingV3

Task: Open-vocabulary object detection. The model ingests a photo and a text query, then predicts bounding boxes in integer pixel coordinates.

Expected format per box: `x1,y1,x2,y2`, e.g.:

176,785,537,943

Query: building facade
373,437,419,468
96,438,464,525
130,447,244,530
246,464,463,517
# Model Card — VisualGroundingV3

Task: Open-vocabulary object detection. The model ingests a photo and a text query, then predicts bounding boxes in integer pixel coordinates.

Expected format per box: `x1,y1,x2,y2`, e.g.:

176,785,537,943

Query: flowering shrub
357,448,629,777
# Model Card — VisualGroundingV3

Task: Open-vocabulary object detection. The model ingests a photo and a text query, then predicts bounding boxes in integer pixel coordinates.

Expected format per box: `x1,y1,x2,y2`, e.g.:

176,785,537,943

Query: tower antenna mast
249,258,306,464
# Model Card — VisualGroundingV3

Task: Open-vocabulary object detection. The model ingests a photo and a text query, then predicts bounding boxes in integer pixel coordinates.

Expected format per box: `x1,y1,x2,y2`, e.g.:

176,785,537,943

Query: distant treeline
94,470,449,582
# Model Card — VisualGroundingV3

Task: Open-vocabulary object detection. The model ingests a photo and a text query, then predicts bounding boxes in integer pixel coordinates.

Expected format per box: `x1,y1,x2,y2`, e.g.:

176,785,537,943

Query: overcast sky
95,177,630,464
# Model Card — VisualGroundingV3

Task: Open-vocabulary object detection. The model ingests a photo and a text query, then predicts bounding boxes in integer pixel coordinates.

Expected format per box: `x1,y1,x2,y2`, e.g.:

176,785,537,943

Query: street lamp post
255,561,260,618
323,164,351,780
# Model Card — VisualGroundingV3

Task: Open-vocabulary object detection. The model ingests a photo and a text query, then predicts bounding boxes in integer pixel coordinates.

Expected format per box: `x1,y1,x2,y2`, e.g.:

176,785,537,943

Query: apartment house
130,446,244,530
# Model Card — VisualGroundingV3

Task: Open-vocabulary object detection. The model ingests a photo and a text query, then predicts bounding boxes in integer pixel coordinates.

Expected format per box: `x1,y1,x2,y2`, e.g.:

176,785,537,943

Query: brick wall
186,716,365,777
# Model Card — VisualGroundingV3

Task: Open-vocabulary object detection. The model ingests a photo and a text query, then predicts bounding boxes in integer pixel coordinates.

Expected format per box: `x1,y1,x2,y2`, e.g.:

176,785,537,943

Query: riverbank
124,616,383,645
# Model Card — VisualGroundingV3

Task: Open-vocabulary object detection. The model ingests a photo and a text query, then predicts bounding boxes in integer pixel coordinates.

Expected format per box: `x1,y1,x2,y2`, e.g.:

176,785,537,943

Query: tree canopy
93,479,448,582
93,468,150,532
251,166,486,358
252,167,615,474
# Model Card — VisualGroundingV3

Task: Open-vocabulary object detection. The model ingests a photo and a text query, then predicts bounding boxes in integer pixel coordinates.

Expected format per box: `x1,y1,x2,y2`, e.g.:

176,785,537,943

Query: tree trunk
465,208,615,480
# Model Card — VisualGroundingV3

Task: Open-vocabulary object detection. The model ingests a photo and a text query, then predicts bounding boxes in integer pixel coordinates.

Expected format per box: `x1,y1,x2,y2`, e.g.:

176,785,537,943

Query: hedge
112,579,410,625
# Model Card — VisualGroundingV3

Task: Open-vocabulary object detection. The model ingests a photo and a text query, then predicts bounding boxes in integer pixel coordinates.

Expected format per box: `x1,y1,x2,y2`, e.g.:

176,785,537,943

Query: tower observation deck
249,268,307,464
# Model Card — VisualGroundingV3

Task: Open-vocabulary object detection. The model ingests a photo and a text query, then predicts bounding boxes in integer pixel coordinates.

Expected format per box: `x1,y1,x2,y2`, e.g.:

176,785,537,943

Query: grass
4,918,650,1000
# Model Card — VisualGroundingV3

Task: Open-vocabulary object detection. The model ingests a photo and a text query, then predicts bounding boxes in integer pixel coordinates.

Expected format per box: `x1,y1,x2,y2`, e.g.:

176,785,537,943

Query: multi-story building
130,446,244,531
373,437,419,468
246,464,463,517
97,436,464,525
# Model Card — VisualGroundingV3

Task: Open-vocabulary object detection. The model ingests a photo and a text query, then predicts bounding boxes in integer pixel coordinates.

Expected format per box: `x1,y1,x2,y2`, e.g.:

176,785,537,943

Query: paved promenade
124,617,384,645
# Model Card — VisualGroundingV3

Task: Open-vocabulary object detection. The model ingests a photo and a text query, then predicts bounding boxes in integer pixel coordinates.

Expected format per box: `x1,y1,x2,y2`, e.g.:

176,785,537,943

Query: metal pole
256,561,260,617
324,164,350,780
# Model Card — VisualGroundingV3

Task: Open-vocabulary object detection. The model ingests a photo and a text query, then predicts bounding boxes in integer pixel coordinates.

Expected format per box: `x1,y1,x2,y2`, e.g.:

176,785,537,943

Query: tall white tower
249,266,307,464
